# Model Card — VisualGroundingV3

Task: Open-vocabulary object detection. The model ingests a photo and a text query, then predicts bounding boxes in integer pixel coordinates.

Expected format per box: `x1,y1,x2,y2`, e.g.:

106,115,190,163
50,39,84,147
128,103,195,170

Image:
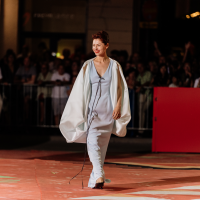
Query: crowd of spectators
0,41,200,136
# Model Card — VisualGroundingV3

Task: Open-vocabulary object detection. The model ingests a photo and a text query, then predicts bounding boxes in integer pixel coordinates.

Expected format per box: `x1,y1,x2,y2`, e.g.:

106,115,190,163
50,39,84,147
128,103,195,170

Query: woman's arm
112,65,122,120
24,75,36,84
154,41,162,56
182,42,190,63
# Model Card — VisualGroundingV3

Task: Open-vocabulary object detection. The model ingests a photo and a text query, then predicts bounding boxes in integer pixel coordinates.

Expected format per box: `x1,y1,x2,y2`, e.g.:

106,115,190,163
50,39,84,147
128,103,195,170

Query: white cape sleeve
59,64,87,143
111,61,131,137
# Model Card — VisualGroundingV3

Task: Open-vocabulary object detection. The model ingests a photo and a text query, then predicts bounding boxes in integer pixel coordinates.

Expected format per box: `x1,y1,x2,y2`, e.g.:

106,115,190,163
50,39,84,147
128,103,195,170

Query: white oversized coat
59,58,131,143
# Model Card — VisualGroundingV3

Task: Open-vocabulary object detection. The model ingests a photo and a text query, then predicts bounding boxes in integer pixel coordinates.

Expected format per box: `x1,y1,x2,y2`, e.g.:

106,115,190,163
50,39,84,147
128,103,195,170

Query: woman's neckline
92,57,111,78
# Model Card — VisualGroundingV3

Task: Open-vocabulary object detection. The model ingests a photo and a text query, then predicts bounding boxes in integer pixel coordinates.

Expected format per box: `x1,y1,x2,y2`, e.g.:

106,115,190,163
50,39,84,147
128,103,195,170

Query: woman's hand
112,105,121,120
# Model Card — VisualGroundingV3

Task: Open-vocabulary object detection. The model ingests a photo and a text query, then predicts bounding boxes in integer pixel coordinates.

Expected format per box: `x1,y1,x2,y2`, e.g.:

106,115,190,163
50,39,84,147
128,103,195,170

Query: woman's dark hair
5,50,16,63
126,67,136,75
92,30,109,45
171,73,179,83
41,62,48,69
137,62,145,68
159,63,167,68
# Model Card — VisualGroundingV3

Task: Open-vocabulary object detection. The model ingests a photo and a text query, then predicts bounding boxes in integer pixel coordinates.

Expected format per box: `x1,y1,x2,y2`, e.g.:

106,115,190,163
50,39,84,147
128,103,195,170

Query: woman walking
60,31,131,189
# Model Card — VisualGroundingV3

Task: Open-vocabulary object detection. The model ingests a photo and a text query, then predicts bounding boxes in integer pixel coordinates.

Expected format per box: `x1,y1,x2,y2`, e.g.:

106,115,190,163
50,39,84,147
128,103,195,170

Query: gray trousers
87,130,111,188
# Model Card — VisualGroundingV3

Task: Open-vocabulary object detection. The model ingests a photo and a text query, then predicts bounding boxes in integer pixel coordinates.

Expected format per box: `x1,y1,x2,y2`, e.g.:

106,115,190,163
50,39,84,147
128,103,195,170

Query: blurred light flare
51,52,56,57
56,53,64,59
189,11,200,18
56,52,61,57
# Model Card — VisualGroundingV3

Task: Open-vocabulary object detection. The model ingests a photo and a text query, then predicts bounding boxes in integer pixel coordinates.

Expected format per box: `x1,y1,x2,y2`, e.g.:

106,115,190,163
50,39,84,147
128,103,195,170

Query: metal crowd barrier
0,84,153,131
127,87,153,133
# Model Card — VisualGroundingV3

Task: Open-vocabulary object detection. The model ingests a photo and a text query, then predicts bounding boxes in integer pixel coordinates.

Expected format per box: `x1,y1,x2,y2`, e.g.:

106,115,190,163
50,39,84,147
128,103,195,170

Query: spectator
153,41,162,58
182,41,195,63
126,68,136,137
62,49,70,60
14,57,36,84
126,68,136,89
67,75,77,97
136,62,152,135
110,50,119,61
148,61,158,79
0,51,18,123
2,36,200,133
151,64,170,86
153,42,166,65
17,45,30,67
37,63,52,124
42,50,54,73
124,62,131,77
194,76,200,88
136,63,152,89
180,62,193,87
1,51,18,84
169,75,179,88
51,64,70,125
158,55,166,65
64,59,72,75
118,50,129,70
37,42,47,62
49,57,62,73
70,45,84,62
0,68,2,82
130,52,140,66
71,61,79,77
191,58,200,80
14,57,36,122
169,60,180,77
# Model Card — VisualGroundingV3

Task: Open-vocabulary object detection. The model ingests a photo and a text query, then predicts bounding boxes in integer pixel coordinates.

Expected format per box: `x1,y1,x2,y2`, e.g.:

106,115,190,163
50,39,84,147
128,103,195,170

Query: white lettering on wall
33,13,74,19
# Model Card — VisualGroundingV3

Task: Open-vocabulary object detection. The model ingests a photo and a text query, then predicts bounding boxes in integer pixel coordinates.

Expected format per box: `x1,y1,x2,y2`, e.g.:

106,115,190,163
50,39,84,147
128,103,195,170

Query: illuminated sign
23,0,86,33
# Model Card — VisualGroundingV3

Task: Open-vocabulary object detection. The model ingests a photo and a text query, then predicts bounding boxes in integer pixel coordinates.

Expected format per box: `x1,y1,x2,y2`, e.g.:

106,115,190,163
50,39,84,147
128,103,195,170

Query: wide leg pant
87,130,111,188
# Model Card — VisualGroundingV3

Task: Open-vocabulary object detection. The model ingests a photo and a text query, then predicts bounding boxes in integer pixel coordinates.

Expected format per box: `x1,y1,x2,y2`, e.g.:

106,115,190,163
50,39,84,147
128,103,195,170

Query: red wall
152,87,200,152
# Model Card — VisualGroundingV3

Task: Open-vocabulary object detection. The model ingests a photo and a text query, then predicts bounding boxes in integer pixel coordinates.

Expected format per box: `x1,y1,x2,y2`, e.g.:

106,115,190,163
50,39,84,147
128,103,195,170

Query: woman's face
8,55,14,63
131,63,136,68
125,63,130,71
137,63,144,74
159,56,166,64
172,77,177,84
41,64,48,75
149,61,156,72
184,63,191,72
58,65,65,75
72,62,78,71
54,58,61,67
132,53,139,63
24,57,30,67
160,66,166,74
92,39,108,56
64,60,70,67
129,71,135,79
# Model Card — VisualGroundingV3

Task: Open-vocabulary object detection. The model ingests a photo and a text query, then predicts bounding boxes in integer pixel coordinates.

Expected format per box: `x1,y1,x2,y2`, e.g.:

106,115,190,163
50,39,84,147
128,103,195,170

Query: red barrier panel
152,87,200,153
